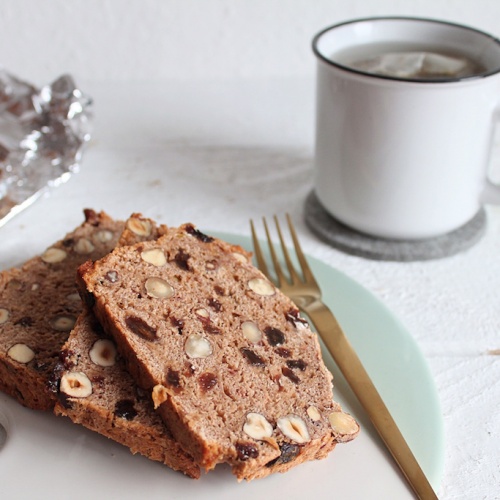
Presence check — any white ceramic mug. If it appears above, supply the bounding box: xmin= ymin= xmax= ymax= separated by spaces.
xmin=312 ymin=17 xmax=500 ymax=240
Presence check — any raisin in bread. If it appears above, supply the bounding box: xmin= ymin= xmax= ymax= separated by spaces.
xmin=53 ymin=214 xmax=199 ymax=477
xmin=78 ymin=223 xmax=359 ymax=480
xmin=0 ymin=210 xmax=124 ymax=410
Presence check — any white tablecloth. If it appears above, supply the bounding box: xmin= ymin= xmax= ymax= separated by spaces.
xmin=1 ymin=78 xmax=499 ymax=499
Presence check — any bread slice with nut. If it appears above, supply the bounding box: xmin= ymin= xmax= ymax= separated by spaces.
xmin=54 ymin=308 xmax=200 ymax=477
xmin=52 ymin=214 xmax=200 ymax=477
xmin=0 ymin=209 xmax=124 ymax=410
xmin=78 ymin=223 xmax=359 ymax=480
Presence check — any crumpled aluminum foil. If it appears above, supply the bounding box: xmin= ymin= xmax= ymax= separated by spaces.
xmin=0 ymin=69 xmax=92 ymax=227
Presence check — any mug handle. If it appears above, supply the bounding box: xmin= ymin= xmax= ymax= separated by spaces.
xmin=481 ymin=104 xmax=500 ymax=204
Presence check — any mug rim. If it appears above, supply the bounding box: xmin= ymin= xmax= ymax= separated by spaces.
xmin=312 ymin=16 xmax=500 ymax=84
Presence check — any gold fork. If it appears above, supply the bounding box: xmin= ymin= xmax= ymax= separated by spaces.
xmin=250 ymin=214 xmax=438 ymax=500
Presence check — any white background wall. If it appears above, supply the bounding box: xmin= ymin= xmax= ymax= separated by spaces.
xmin=1 ymin=0 xmax=500 ymax=85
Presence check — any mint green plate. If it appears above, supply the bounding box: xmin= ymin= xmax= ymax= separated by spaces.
xmin=0 ymin=232 xmax=444 ymax=499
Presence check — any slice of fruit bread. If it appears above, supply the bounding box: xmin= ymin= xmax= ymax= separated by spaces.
xmin=53 ymin=213 xmax=200 ymax=477
xmin=78 ymin=223 xmax=359 ymax=480
xmin=0 ymin=209 xmax=123 ymax=410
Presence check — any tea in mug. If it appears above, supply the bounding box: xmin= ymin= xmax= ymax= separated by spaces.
xmin=333 ymin=42 xmax=486 ymax=79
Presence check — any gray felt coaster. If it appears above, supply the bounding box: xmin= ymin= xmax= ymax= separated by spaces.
xmin=304 ymin=191 xmax=487 ymax=261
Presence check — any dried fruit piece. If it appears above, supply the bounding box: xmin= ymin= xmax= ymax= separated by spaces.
xmin=242 ymin=321 xmax=262 ymax=343
xmin=41 ymin=247 xmax=67 ymax=263
xmin=307 ymin=406 xmax=321 ymax=422
xmin=208 ymin=298 xmax=222 ymax=312
xmin=264 ymin=326 xmax=285 ymax=346
xmin=185 ymin=224 xmax=214 ymax=243
xmin=170 ymin=316 xmax=184 ymax=335
xmin=174 ymin=249 xmax=190 ymax=270
xmin=125 ymin=315 xmax=157 ymax=341
xmin=185 ymin=334 xmax=212 ymax=359
xmin=204 ymin=323 xmax=221 ymax=335
xmin=241 ymin=348 xmax=266 ymax=367
xmin=282 ymin=366 xmax=300 ymax=384
xmin=266 ymin=442 xmax=301 ymax=467
xmin=184 ymin=361 xmax=195 ymax=377
xmin=275 ymin=347 xmax=291 ymax=358
xmin=243 ymin=412 xmax=273 ymax=440
xmin=74 ymin=238 xmax=95 ymax=254
xmin=328 ymin=412 xmax=359 ymax=442
xmin=199 ymin=372 xmax=217 ymax=392
xmin=286 ymin=359 xmax=307 ymax=371
xmin=89 ymin=339 xmax=117 ymax=367
xmin=278 ymin=443 xmax=300 ymax=463
xmin=141 ymin=248 xmax=166 ymax=267
xmin=60 ymin=372 xmax=92 ymax=398
xmin=7 ymin=343 xmax=35 ymax=364
xmin=50 ymin=315 xmax=76 ymax=332
xmin=127 ymin=217 xmax=152 ymax=237
xmin=166 ymin=368 xmax=182 ymax=392
xmin=59 ymin=349 xmax=78 ymax=370
xmin=277 ymin=415 xmax=310 ymax=443
xmin=84 ymin=209 xmax=100 ymax=225
xmin=248 ymin=278 xmax=275 ymax=296
xmin=285 ymin=308 xmax=309 ymax=329
xmin=235 ymin=442 xmax=259 ymax=461
xmin=0 ymin=308 xmax=9 ymax=324
xmin=145 ymin=277 xmax=174 ymax=299
xmin=114 ymin=399 xmax=138 ymax=420
xmin=279 ymin=443 xmax=300 ymax=464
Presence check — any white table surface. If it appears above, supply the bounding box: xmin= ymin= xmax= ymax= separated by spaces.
xmin=1 ymin=78 xmax=499 ymax=499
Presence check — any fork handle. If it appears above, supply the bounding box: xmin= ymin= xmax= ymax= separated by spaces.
xmin=304 ymin=301 xmax=438 ymax=500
